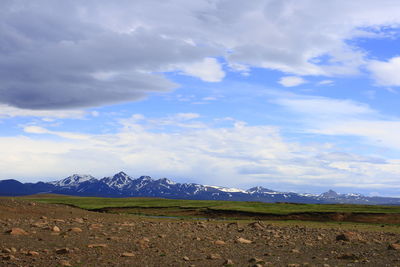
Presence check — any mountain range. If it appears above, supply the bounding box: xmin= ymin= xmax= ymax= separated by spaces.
xmin=1 ymin=171 xmax=399 ymax=205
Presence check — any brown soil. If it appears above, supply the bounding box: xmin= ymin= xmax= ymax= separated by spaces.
xmin=1 ymin=199 xmax=400 ymax=267
xmin=100 ymin=206 xmax=400 ymax=224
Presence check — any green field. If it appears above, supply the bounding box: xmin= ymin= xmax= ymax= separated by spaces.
xmin=24 ymin=194 xmax=400 ymax=215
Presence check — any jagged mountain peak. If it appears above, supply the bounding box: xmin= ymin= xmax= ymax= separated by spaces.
xmin=321 ymin=189 xmax=339 ymax=198
xmin=157 ymin=177 xmax=175 ymax=185
xmin=101 ymin=172 xmax=133 ymax=189
xmin=50 ymin=174 xmax=96 ymax=187
xmin=114 ymin=171 xmax=130 ymax=178
xmin=137 ymin=176 xmax=152 ymax=181
xmin=247 ymin=186 xmax=275 ymax=194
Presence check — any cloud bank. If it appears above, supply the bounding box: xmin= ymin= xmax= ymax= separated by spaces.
xmin=1 ymin=112 xmax=399 ymax=195
xmin=2 ymin=0 xmax=400 ymax=109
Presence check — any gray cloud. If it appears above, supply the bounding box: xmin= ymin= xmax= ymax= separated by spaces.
xmin=2 ymin=0 xmax=400 ymax=109
xmin=0 ymin=1 xmax=220 ymax=109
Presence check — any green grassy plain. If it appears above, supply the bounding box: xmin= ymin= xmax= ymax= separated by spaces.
xmin=25 ymin=194 xmax=400 ymax=215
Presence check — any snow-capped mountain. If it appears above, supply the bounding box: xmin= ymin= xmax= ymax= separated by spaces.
xmin=50 ymin=174 xmax=96 ymax=188
xmin=1 ymin=172 xmax=400 ymax=205
xmin=100 ymin=172 xmax=133 ymax=189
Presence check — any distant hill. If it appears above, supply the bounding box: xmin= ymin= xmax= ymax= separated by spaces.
xmin=1 ymin=171 xmax=400 ymax=205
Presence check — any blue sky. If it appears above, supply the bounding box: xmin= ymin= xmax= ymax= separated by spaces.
xmin=2 ymin=1 xmax=400 ymax=196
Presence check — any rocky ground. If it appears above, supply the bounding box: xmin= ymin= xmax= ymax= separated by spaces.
xmin=1 ymin=198 xmax=400 ymax=267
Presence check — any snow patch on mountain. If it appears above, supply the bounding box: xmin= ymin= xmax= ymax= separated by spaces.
xmin=50 ymin=174 xmax=96 ymax=188
xmin=207 ymin=185 xmax=247 ymax=193
xmin=101 ymin=171 xmax=133 ymax=189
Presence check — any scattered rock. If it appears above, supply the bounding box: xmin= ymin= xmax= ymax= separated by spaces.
xmin=73 ymin=218 xmax=84 ymax=223
xmin=291 ymin=249 xmax=300 ymax=253
xmin=388 ymin=243 xmax=400 ymax=250
xmin=207 ymin=253 xmax=222 ymax=259
xmin=183 ymin=256 xmax=190 ymax=261
xmin=248 ymin=221 xmax=265 ymax=230
xmin=121 ymin=252 xmax=135 ymax=257
xmin=89 ymin=223 xmax=103 ymax=229
xmin=31 ymin=222 xmax=48 ymax=228
xmin=6 ymin=228 xmax=28 ymax=235
xmin=87 ymin=244 xmax=107 ymax=248
xmin=224 ymin=259 xmax=234 ymax=265
xmin=27 ymin=251 xmax=39 ymax=256
xmin=55 ymin=248 xmax=70 ymax=254
xmin=52 ymin=226 xmax=61 ymax=232
xmin=236 ymin=237 xmax=252 ymax=244
xmin=336 ymin=232 xmax=362 ymax=242
xmin=249 ymin=257 xmax=265 ymax=264
xmin=2 ymin=255 xmax=17 ymax=260
xmin=59 ymin=260 xmax=72 ymax=266
xmin=137 ymin=237 xmax=150 ymax=249
xmin=2 ymin=248 xmax=12 ymax=253
xmin=214 ymin=240 xmax=226 ymax=245
xmin=69 ymin=227 xmax=82 ymax=233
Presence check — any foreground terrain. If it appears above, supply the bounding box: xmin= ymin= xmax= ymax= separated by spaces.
xmin=1 ymin=197 xmax=400 ymax=266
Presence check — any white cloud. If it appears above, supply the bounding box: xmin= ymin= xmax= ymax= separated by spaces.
xmin=368 ymin=56 xmax=400 ymax=86
xmin=179 ymin=58 xmax=225 ymax=82
xmin=0 ymin=105 xmax=87 ymax=119
xmin=278 ymin=76 xmax=307 ymax=87
xmin=274 ymin=96 xmax=374 ymax=118
xmin=317 ymin=80 xmax=334 ymax=86
xmin=274 ymin=94 xmax=400 ymax=150
xmin=1 ymin=113 xmax=400 ymax=194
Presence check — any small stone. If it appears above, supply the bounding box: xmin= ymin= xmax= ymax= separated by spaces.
xmin=2 ymin=255 xmax=16 ymax=260
xmin=69 ymin=227 xmax=82 ymax=233
xmin=291 ymin=249 xmax=300 ymax=253
xmin=336 ymin=232 xmax=362 ymax=242
xmin=87 ymin=244 xmax=107 ymax=248
xmin=137 ymin=237 xmax=150 ymax=249
xmin=249 ymin=257 xmax=265 ymax=264
xmin=27 ymin=251 xmax=39 ymax=256
xmin=248 ymin=221 xmax=265 ymax=230
xmin=73 ymin=218 xmax=84 ymax=223
xmin=287 ymin=264 xmax=301 ymax=267
xmin=388 ymin=243 xmax=400 ymax=250
xmin=6 ymin=228 xmax=28 ymax=235
xmin=236 ymin=237 xmax=252 ymax=244
xmin=52 ymin=226 xmax=61 ymax=232
xmin=121 ymin=252 xmax=135 ymax=257
xmin=10 ymin=247 xmax=17 ymax=253
xmin=2 ymin=248 xmax=12 ymax=253
xmin=214 ymin=240 xmax=226 ymax=245
xmin=183 ymin=256 xmax=190 ymax=261
xmin=40 ymin=216 xmax=48 ymax=220
xmin=89 ymin=223 xmax=103 ymax=229
xmin=55 ymin=248 xmax=70 ymax=254
xmin=59 ymin=260 xmax=72 ymax=266
xmin=207 ymin=253 xmax=222 ymax=259
xmin=224 ymin=259 xmax=234 ymax=265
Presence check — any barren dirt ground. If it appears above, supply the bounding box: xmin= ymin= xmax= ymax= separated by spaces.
xmin=1 ymin=198 xmax=400 ymax=267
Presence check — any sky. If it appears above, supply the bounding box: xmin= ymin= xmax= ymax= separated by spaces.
xmin=2 ymin=0 xmax=400 ymax=196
